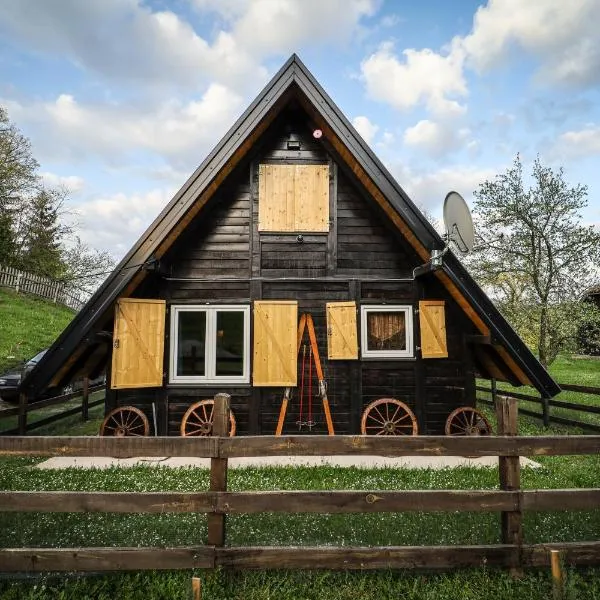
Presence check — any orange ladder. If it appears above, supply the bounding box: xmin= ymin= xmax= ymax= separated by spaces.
xmin=275 ymin=313 xmax=335 ymax=436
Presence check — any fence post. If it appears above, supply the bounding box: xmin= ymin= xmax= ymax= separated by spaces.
xmin=496 ymin=395 xmax=523 ymax=575
xmin=15 ymin=272 xmax=22 ymax=293
xmin=18 ymin=392 xmax=28 ymax=435
xmin=542 ymin=396 xmax=550 ymax=428
xmin=81 ymin=377 xmax=90 ymax=421
xmin=208 ymin=393 xmax=230 ymax=547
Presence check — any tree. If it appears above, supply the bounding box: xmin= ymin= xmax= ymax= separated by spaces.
xmin=61 ymin=236 xmax=115 ymax=296
xmin=0 ymin=106 xmax=39 ymax=264
xmin=468 ymin=155 xmax=600 ymax=367
xmin=19 ymin=187 xmax=71 ymax=278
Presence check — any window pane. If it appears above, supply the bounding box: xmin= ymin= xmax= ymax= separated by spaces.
xmin=215 ymin=311 xmax=245 ymax=376
xmin=367 ymin=311 xmax=406 ymax=351
xmin=177 ymin=311 xmax=206 ymax=376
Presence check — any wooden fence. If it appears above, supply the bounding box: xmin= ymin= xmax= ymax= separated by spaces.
xmin=0 ymin=265 xmax=88 ymax=311
xmin=0 ymin=393 xmax=599 ymax=574
xmin=477 ymin=382 xmax=600 ymax=432
xmin=0 ymin=380 xmax=104 ymax=435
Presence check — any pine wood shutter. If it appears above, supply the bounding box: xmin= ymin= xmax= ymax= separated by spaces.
xmin=419 ymin=300 xmax=448 ymax=359
xmin=253 ymin=300 xmax=298 ymax=386
xmin=326 ymin=301 xmax=358 ymax=360
xmin=258 ymin=164 xmax=329 ymax=232
xmin=111 ymin=298 xmax=166 ymax=389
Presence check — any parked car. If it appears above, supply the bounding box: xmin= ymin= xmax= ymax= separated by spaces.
xmin=0 ymin=348 xmax=105 ymax=404
xmin=0 ymin=349 xmax=48 ymax=403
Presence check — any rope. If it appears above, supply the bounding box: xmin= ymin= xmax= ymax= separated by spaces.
xmin=297 ymin=344 xmax=306 ymax=429
xmin=308 ymin=346 xmax=313 ymax=429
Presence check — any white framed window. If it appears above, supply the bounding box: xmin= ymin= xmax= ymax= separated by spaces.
xmin=170 ymin=305 xmax=250 ymax=384
xmin=360 ymin=305 xmax=414 ymax=359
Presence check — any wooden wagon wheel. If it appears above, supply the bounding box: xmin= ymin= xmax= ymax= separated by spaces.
xmin=180 ymin=399 xmax=237 ymax=437
xmin=445 ymin=407 xmax=493 ymax=436
xmin=360 ymin=398 xmax=418 ymax=435
xmin=100 ymin=406 xmax=150 ymax=437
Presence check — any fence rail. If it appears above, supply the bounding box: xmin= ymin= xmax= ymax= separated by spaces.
xmin=0 ymin=382 xmax=104 ymax=435
xmin=0 ymin=265 xmax=89 ymax=311
xmin=0 ymin=393 xmax=599 ymax=574
xmin=476 ymin=382 xmax=600 ymax=432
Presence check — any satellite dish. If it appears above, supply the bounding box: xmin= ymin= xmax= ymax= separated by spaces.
xmin=443 ymin=191 xmax=474 ymax=254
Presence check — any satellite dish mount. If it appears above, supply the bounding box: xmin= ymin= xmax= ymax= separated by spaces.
xmin=414 ymin=190 xmax=474 ymax=277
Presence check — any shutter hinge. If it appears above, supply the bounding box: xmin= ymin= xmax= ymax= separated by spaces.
xmin=113 ymin=339 xmax=120 ymax=349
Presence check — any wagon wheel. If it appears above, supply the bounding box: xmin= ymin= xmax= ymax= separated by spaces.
xmin=180 ymin=399 xmax=237 ymax=437
xmin=361 ymin=398 xmax=418 ymax=435
xmin=100 ymin=406 xmax=150 ymax=437
xmin=445 ymin=407 xmax=493 ymax=436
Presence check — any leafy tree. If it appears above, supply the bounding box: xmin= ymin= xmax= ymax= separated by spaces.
xmin=468 ymin=155 xmax=600 ymax=367
xmin=0 ymin=106 xmax=38 ymax=264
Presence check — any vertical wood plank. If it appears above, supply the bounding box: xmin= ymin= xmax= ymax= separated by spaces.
xmin=496 ymin=395 xmax=523 ymax=574
xmin=18 ymin=392 xmax=28 ymax=436
xmin=413 ymin=283 xmax=426 ymax=432
xmin=349 ymin=281 xmax=362 ymax=433
xmin=326 ymin=160 xmax=337 ymax=275
xmin=81 ymin=376 xmax=90 ymax=421
xmin=249 ymin=280 xmax=262 ymax=435
xmin=208 ymin=393 xmax=230 ymax=547
xmin=551 ymin=549 xmax=564 ymax=600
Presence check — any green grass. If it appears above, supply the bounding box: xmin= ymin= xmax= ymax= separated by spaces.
xmin=0 ymin=288 xmax=75 ymax=372
xmin=2 ymin=568 xmax=600 ymax=600
xmin=0 ymin=392 xmax=104 ymax=436
xmin=477 ymin=353 xmax=600 ymax=429
xmin=1 ymin=355 xmax=600 ymax=597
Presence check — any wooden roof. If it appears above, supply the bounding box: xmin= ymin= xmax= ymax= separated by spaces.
xmin=22 ymin=55 xmax=560 ymax=399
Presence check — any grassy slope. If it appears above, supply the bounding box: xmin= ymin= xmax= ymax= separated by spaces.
xmin=0 ymin=288 xmax=75 ymax=372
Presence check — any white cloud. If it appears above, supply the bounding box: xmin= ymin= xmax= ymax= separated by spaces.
xmin=403 ymin=120 xmax=472 ymax=158
xmin=360 ymin=0 xmax=600 ymax=121
xmin=391 ymin=163 xmax=496 ymax=214
xmin=3 ymin=84 xmax=244 ymax=168
xmin=73 ymin=188 xmax=175 ymax=258
xmin=462 ymin=0 xmax=600 ymax=86
xmin=231 ymin=0 xmax=377 ymax=56
xmin=360 ymin=41 xmax=467 ymax=117
xmin=0 ymin=0 xmax=265 ymax=91
xmin=352 ymin=115 xmax=379 ymax=146
xmin=557 ymin=125 xmax=600 ymax=158
xmin=40 ymin=172 xmax=85 ymax=194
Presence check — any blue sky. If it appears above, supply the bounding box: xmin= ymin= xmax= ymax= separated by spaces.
xmin=0 ymin=0 xmax=599 ymax=258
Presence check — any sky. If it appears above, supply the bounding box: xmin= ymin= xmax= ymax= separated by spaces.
xmin=0 ymin=0 xmax=599 ymax=259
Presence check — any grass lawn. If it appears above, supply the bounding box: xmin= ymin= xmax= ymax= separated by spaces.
xmin=0 ymin=288 xmax=75 ymax=373
xmin=0 ymin=410 xmax=599 ymax=597
xmin=1 ymin=355 xmax=600 ymax=598
xmin=477 ymin=353 xmax=600 ymax=429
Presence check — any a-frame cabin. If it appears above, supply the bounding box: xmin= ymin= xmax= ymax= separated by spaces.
xmin=22 ymin=55 xmax=560 ymax=437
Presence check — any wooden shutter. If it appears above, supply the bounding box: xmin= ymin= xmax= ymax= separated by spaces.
xmin=419 ymin=300 xmax=448 ymax=359
xmin=253 ymin=300 xmax=298 ymax=386
xmin=326 ymin=301 xmax=358 ymax=360
xmin=258 ymin=164 xmax=329 ymax=232
xmin=111 ymin=298 xmax=166 ymax=389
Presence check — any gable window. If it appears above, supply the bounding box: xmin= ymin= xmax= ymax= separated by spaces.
xmin=360 ymin=305 xmax=414 ymax=358
xmin=170 ymin=305 xmax=250 ymax=384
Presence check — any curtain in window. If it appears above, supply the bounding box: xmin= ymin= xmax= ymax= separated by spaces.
xmin=367 ymin=312 xmax=406 ymax=351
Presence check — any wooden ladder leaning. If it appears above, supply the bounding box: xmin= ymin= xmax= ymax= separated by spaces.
xmin=275 ymin=313 xmax=335 ymax=436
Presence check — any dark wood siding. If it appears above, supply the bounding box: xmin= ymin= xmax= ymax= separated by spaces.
xmin=336 ymin=172 xmax=417 ymax=278
xmin=106 ymin=104 xmax=480 ymax=436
